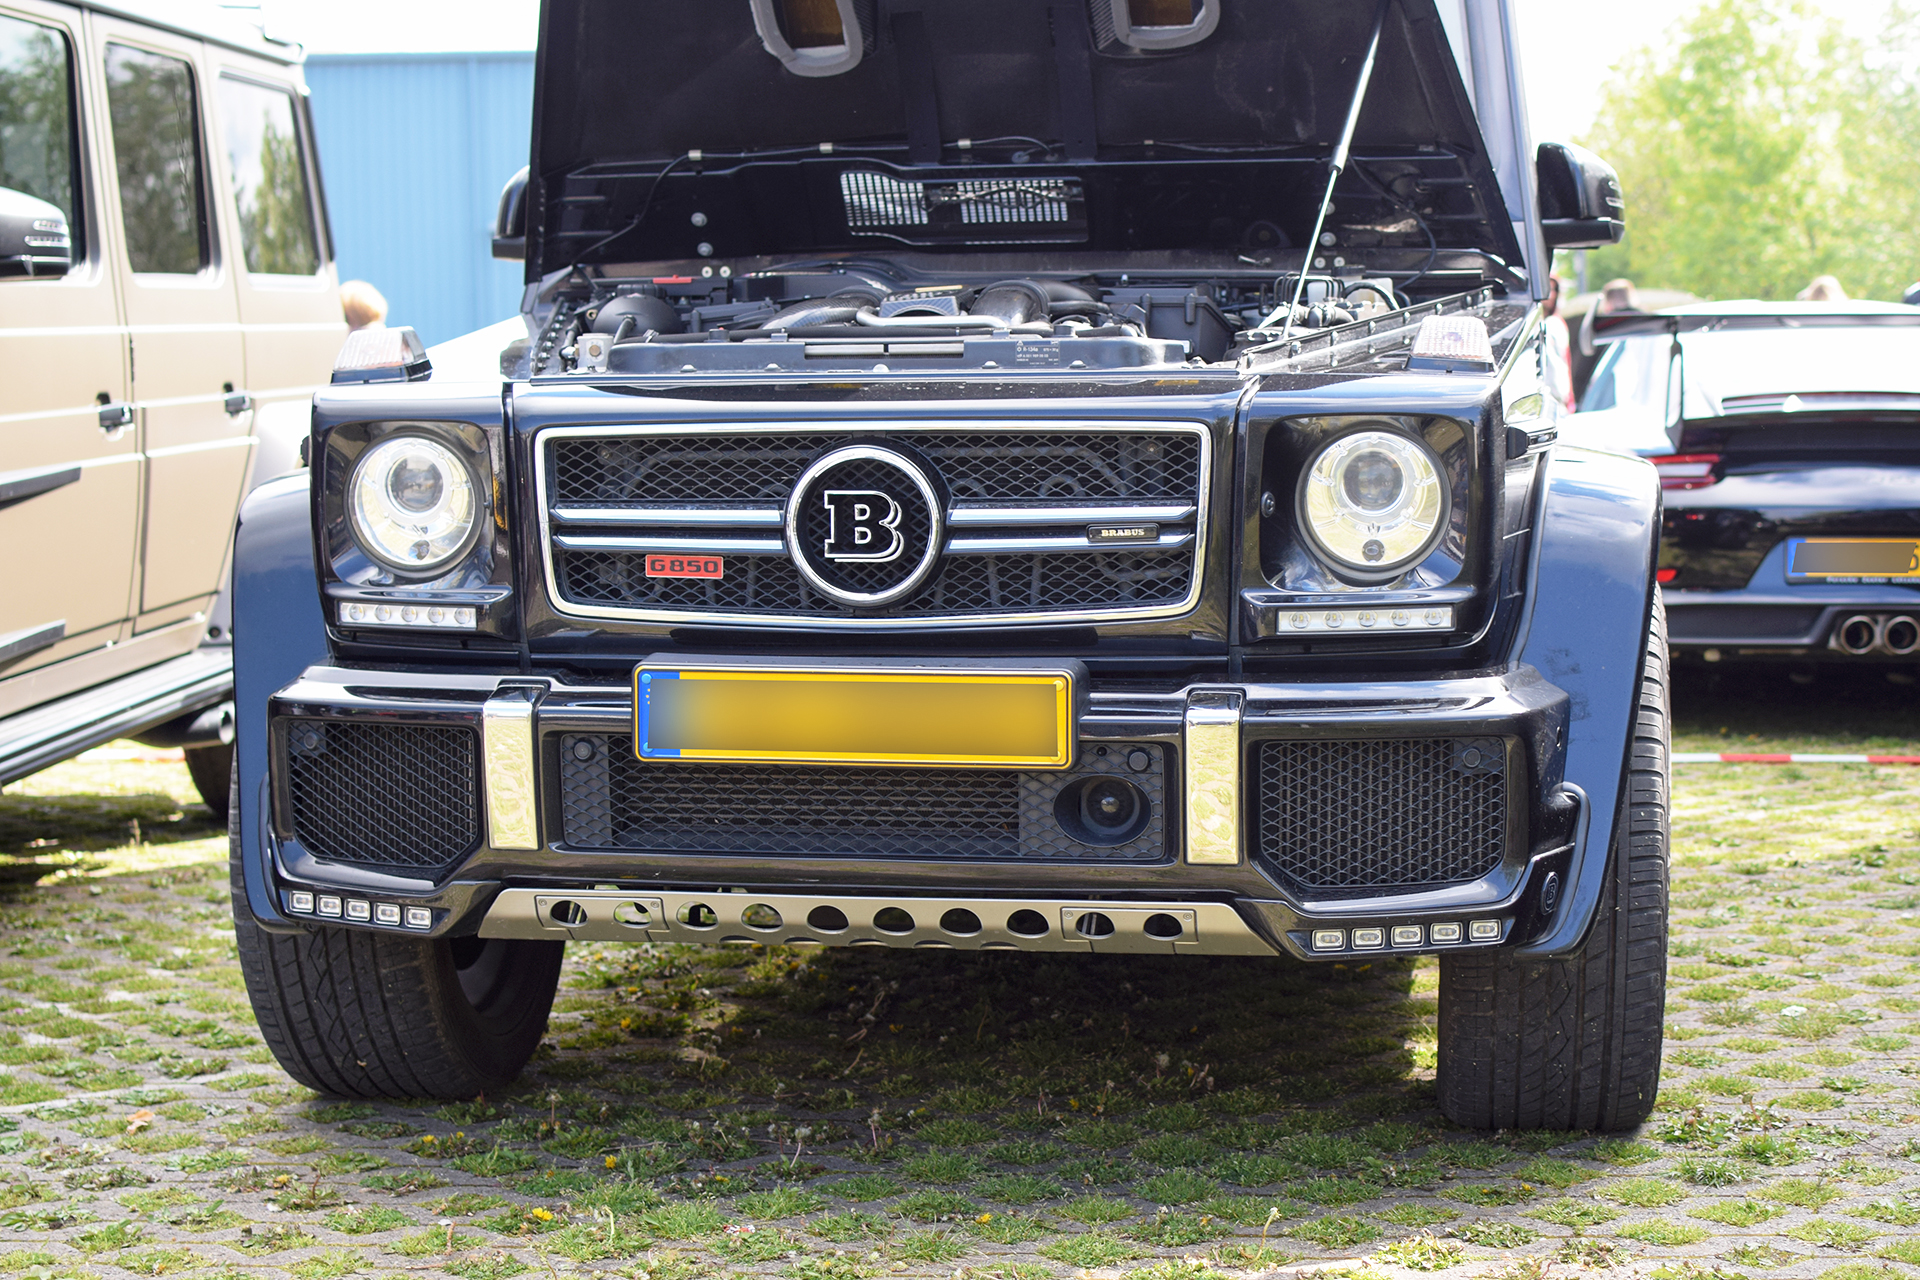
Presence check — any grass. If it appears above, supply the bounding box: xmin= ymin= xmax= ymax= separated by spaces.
xmin=0 ymin=687 xmax=1911 ymax=1270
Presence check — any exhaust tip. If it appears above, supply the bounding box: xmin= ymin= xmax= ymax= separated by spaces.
xmin=1837 ymin=614 xmax=1881 ymax=655
xmin=1886 ymin=616 xmax=1920 ymax=656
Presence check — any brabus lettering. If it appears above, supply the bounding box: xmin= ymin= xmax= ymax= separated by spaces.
xmin=822 ymin=489 xmax=904 ymax=562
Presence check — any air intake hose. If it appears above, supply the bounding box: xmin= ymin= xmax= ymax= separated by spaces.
xmin=969 ymin=279 xmax=1052 ymax=327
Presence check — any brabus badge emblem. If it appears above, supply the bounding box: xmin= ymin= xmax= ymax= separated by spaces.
xmin=822 ymin=490 xmax=904 ymax=562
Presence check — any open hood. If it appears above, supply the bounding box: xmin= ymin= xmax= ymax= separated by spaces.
xmin=526 ymin=0 xmax=1523 ymax=278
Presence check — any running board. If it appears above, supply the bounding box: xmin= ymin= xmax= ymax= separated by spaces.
xmin=478 ymin=888 xmax=1278 ymax=956
xmin=0 ymin=649 xmax=231 ymax=786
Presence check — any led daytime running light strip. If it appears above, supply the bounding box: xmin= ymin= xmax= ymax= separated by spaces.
xmin=1278 ymin=606 xmax=1452 ymax=633
xmin=286 ymin=890 xmax=432 ymax=930
xmin=339 ymin=602 xmax=477 ymax=629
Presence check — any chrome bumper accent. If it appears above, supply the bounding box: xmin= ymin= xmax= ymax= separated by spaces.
xmin=1182 ymin=688 xmax=1243 ymax=865
xmin=481 ymin=688 xmax=541 ymax=850
xmin=478 ymin=888 xmax=1276 ymax=955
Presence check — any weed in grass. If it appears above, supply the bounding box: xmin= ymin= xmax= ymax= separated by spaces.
xmin=827 ymin=1173 xmax=899 ymax=1202
xmin=1556 ymin=1237 xmax=1626 ymax=1268
xmin=1129 ymin=1260 xmax=1231 ymax=1280
xmin=1441 ymin=1183 xmax=1535 ymax=1207
xmin=1678 ymin=1157 xmax=1746 ymax=1186
xmin=1515 ymin=1157 xmax=1589 ymax=1188
xmin=1689 ymin=1199 xmax=1786 ymax=1227
xmin=234 ymin=1224 xmax=318 ymax=1255
xmin=809 ymin=1212 xmax=891 ymax=1243
xmin=1591 ymin=1139 xmax=1663 ymax=1165
xmin=1878 ymin=1239 xmax=1920 ymax=1264
xmin=895 ymin=1189 xmax=975 ymax=1222
xmin=1057 ymin=1195 xmax=1134 ymax=1226
xmin=786 ymin=1253 xmax=879 ymax=1280
xmin=1289 ymin=1214 xmax=1381 ymax=1248
xmin=323 ymin=1204 xmax=412 ymax=1234
xmin=115 ymin=1247 xmax=202 ymax=1275
xmin=360 ymin=1170 xmax=448 ymax=1195
xmin=1138 ymin=1169 xmax=1219 ymax=1204
xmin=1285 ymin=1176 xmax=1383 ymax=1207
xmin=1375 ymin=1233 xmax=1466 ymax=1270
xmin=1725 ymin=1244 xmax=1802 ymax=1267
xmin=736 ymin=1187 xmax=829 ymax=1219
xmin=1757 ymin=1178 xmax=1843 ymax=1208
xmin=1527 ymin=1199 xmax=1619 ymax=1228
xmin=1785 ymin=1219 xmax=1878 ymax=1251
xmin=1373 ymin=1203 xmax=1457 ymax=1228
xmin=1199 ymin=1195 xmax=1296 ymax=1226
xmin=71 ymin=1221 xmax=144 ymax=1252
xmin=1617 ymin=1220 xmax=1711 ymax=1246
xmin=901 ymin=1151 xmax=981 ymax=1183
xmin=990 ymin=1139 xmax=1062 ymax=1166
xmin=974 ymin=1174 xmax=1061 ymax=1204
xmin=1038 ymin=1233 xmax=1147 ymax=1267
xmin=1596 ymin=1177 xmax=1689 ymax=1208
xmin=285 ymin=1251 xmax=365 ymax=1279
xmin=1734 ymin=1132 xmax=1803 ymax=1165
xmin=1438 ymin=1142 xmax=1514 ymax=1171
xmin=887 ymin=1230 xmax=965 ymax=1263
xmin=969 ymin=1211 xmax=1049 ymax=1244
xmin=1850 ymin=1198 xmax=1920 ymax=1227
xmin=1450 ymin=1220 xmax=1540 ymax=1248
xmin=715 ymin=1224 xmax=798 ymax=1263
xmin=1126 ymin=1209 xmax=1229 ymax=1246
xmin=1215 ymin=1243 xmax=1299 ymax=1270
xmin=442 ymin=1254 xmax=533 ymax=1280
xmin=638 ymin=1201 xmax=725 ymax=1239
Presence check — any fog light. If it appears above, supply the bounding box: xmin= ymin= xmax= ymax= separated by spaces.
xmin=1351 ymin=927 xmax=1384 ymax=949
xmin=288 ymin=891 xmax=314 ymax=913
xmin=404 ymin=906 xmax=432 ymax=930
xmin=1390 ymin=925 xmax=1423 ymax=947
xmin=345 ymin=899 xmax=371 ymax=922
xmin=317 ymin=895 xmax=343 ymax=918
xmin=374 ymin=903 xmax=401 ymax=926
xmin=1469 ymin=919 xmax=1502 ymax=941
xmin=1311 ymin=929 xmax=1345 ymax=951
xmin=1429 ymin=922 xmax=1462 ymax=943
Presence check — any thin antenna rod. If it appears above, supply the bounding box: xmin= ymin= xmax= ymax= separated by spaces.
xmin=1279 ymin=0 xmax=1394 ymax=343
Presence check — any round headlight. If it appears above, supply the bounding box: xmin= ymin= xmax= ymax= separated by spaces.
xmin=347 ymin=436 xmax=479 ymax=573
xmin=1297 ymin=429 xmax=1448 ymax=575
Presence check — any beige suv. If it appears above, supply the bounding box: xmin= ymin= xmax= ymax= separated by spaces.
xmin=0 ymin=0 xmax=341 ymax=813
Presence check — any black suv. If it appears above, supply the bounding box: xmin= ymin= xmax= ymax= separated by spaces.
xmin=229 ymin=0 xmax=1665 ymax=1132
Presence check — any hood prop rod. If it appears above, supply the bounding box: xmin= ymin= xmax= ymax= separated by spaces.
xmin=1277 ymin=0 xmax=1393 ymax=344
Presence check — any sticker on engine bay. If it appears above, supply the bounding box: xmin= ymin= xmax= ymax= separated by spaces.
xmin=645 ymin=555 xmax=724 ymax=580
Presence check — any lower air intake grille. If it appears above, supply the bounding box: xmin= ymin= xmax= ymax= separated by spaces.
xmin=558 ymin=734 xmax=1166 ymax=861
xmin=1255 ymin=738 xmax=1509 ymax=894
xmin=282 ymin=719 xmax=481 ymax=877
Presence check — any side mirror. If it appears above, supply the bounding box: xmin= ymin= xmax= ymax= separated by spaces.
xmin=492 ymin=166 xmax=528 ymax=261
xmin=1536 ymin=142 xmax=1624 ymax=250
xmin=0 ymin=187 xmax=73 ymax=280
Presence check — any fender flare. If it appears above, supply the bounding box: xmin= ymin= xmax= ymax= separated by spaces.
xmin=1513 ymin=445 xmax=1661 ymax=957
xmin=231 ymin=471 xmax=330 ymax=932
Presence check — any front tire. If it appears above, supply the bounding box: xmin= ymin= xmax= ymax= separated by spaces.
xmin=1435 ymin=595 xmax=1669 ymax=1131
xmin=185 ymin=743 xmax=233 ymax=824
xmin=229 ymin=778 xmax=562 ymax=1098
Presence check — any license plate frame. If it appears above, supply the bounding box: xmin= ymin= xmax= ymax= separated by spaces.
xmin=1786 ymin=537 xmax=1920 ymax=582
xmin=632 ymin=660 xmax=1077 ymax=768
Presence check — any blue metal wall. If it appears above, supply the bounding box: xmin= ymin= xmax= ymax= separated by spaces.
xmin=304 ymin=52 xmax=534 ymax=347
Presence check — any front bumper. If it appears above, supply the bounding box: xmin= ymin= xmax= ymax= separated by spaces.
xmin=250 ymin=662 xmax=1584 ymax=961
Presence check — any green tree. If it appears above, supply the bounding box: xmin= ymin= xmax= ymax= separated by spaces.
xmin=1582 ymin=0 xmax=1920 ymax=301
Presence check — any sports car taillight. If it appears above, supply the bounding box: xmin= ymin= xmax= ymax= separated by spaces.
xmin=1648 ymin=453 xmax=1721 ymax=490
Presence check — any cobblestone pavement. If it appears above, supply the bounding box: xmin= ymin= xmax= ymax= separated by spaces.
xmin=0 ymin=671 xmax=1914 ymax=1280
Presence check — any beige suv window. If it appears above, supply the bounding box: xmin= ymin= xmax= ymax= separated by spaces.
xmin=217 ymin=77 xmax=319 ymax=277
xmin=103 ymin=42 xmax=207 ymax=275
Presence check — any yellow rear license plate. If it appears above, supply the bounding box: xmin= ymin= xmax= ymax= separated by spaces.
xmin=1787 ymin=537 xmax=1920 ymax=580
xmin=633 ymin=664 xmax=1074 ymax=767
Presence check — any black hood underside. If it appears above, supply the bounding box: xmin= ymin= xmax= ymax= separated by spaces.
xmin=527 ymin=0 xmax=1520 ymax=277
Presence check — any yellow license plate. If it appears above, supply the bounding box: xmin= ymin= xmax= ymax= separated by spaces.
xmin=633 ymin=664 xmax=1075 ymax=767
xmin=1788 ymin=538 xmax=1920 ymax=579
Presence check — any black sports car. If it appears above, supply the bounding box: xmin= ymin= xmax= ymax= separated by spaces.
xmin=1567 ymin=303 xmax=1920 ymax=667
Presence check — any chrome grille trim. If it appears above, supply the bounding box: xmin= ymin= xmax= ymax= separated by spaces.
xmin=534 ymin=421 xmax=1211 ymax=628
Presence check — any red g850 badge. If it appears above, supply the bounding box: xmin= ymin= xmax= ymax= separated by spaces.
xmin=645 ymin=555 xmax=724 ymax=579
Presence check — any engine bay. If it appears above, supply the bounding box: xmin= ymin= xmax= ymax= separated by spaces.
xmin=526 ymin=259 xmax=1451 ymax=377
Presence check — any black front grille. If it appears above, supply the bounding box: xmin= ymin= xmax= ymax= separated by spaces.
xmin=550 ymin=431 xmax=1201 ymax=506
xmin=1255 ymin=738 xmax=1509 ymax=894
xmin=282 ymin=719 xmax=481 ymax=877
xmin=558 ymin=734 xmax=1167 ymax=860
xmin=544 ymin=428 xmax=1203 ymax=621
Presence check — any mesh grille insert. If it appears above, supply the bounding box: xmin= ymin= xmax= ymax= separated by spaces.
xmin=558 ymin=735 xmax=1168 ymax=861
xmin=1255 ymin=738 xmax=1509 ymax=893
xmin=545 ymin=429 xmax=1203 ymax=620
xmin=283 ymin=719 xmax=480 ymax=877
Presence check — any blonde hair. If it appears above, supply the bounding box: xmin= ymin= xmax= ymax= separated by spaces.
xmin=340 ymin=279 xmax=389 ymax=331
xmin=1797 ymin=275 xmax=1848 ymax=302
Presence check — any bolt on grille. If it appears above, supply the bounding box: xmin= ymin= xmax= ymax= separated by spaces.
xmin=1255 ymin=738 xmax=1509 ymax=893
xmin=282 ymin=719 xmax=481 ymax=877
xmin=558 ymin=734 xmax=1166 ymax=860
xmin=544 ymin=428 xmax=1204 ymax=622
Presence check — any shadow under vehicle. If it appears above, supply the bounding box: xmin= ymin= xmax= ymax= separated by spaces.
xmin=1562 ymin=302 xmax=1920 ymax=671
xmin=228 ymin=0 xmax=1665 ymax=1132
xmin=0 ymin=0 xmax=344 ymax=814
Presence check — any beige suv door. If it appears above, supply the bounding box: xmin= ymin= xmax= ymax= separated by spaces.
xmin=0 ymin=2 xmax=141 ymax=713
xmin=211 ymin=67 xmax=341 ymax=489
xmin=92 ymin=17 xmax=249 ymax=634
